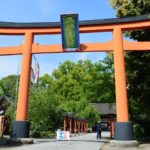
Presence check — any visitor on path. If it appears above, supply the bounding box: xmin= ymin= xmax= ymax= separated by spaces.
xmin=96 ymin=121 xmax=102 ymax=139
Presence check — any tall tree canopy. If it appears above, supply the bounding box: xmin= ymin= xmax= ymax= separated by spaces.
xmin=49 ymin=59 xmax=115 ymax=126
xmin=110 ymin=0 xmax=150 ymax=138
xmin=0 ymin=57 xmax=115 ymax=136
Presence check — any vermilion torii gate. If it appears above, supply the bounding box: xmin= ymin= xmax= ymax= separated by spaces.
xmin=0 ymin=15 xmax=150 ymax=140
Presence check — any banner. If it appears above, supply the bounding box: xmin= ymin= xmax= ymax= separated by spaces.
xmin=30 ymin=56 xmax=40 ymax=84
xmin=30 ymin=67 xmax=36 ymax=84
xmin=61 ymin=14 xmax=80 ymax=51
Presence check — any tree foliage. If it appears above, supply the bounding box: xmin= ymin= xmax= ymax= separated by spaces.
xmin=29 ymin=82 xmax=61 ymax=136
xmin=50 ymin=59 xmax=114 ymax=126
xmin=1 ymin=57 xmax=115 ymax=136
xmin=110 ymin=0 xmax=150 ymax=41
xmin=0 ymin=75 xmax=19 ymax=133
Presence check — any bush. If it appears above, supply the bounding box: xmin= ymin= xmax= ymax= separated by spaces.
xmin=133 ymin=124 xmax=144 ymax=140
xmin=30 ymin=130 xmax=56 ymax=138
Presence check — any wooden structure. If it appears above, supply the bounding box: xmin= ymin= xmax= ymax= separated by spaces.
xmin=91 ymin=103 xmax=116 ymax=124
xmin=0 ymin=115 xmax=5 ymax=137
xmin=63 ymin=114 xmax=88 ymax=136
xmin=91 ymin=103 xmax=116 ymax=138
xmin=0 ymin=15 xmax=150 ymax=140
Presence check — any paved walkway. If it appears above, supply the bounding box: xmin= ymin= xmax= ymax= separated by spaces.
xmin=0 ymin=132 xmax=110 ymax=150
xmin=1 ymin=132 xmax=150 ymax=150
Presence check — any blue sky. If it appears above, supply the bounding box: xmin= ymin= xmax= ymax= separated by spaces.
xmin=0 ymin=0 xmax=116 ymax=78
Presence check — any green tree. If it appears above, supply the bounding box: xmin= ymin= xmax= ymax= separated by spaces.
xmin=0 ymin=75 xmax=19 ymax=100
xmin=28 ymin=74 xmax=61 ymax=137
xmin=51 ymin=59 xmax=114 ymax=125
xmin=0 ymin=86 xmax=4 ymax=97
xmin=110 ymin=0 xmax=150 ymax=138
xmin=0 ymin=75 xmax=19 ymax=133
xmin=51 ymin=60 xmax=99 ymax=125
xmin=92 ymin=55 xmax=115 ymax=103
xmin=1 ymin=57 xmax=115 ymax=136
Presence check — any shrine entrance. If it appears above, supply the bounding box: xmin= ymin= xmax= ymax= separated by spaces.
xmin=0 ymin=15 xmax=150 ymax=140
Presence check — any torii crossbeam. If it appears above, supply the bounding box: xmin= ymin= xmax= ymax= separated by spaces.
xmin=0 ymin=15 xmax=150 ymax=140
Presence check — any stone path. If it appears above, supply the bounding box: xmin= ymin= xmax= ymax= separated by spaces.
xmin=0 ymin=132 xmax=110 ymax=150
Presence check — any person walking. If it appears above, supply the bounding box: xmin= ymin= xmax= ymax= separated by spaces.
xmin=96 ymin=121 xmax=102 ymax=139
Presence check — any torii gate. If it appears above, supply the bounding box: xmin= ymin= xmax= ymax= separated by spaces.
xmin=0 ymin=15 xmax=150 ymax=140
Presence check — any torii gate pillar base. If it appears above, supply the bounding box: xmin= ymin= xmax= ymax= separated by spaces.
xmin=114 ymin=122 xmax=133 ymax=141
xmin=12 ymin=121 xmax=30 ymax=138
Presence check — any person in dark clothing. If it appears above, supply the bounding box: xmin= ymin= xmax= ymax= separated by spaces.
xmin=96 ymin=121 xmax=102 ymax=139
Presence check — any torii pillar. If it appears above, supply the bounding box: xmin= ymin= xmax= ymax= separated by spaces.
xmin=63 ymin=114 xmax=67 ymax=131
xmin=69 ymin=115 xmax=73 ymax=135
xmin=74 ymin=118 xmax=77 ymax=136
xmin=83 ymin=120 xmax=85 ymax=133
xmin=77 ymin=119 xmax=81 ymax=135
xmin=12 ymin=32 xmax=33 ymax=138
xmin=81 ymin=120 xmax=84 ymax=134
xmin=113 ymin=28 xmax=133 ymax=140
